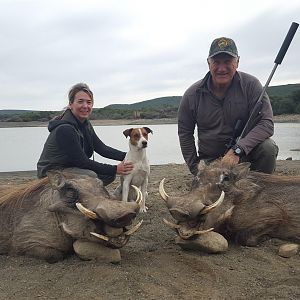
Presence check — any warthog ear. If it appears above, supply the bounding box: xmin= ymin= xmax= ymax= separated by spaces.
xmin=232 ymin=162 xmax=251 ymax=179
xmin=47 ymin=170 xmax=66 ymax=190
xmin=123 ymin=128 xmax=133 ymax=138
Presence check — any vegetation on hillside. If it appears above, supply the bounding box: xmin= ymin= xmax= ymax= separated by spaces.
xmin=0 ymin=85 xmax=299 ymax=122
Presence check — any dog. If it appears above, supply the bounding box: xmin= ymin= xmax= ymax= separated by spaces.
xmin=115 ymin=127 xmax=153 ymax=213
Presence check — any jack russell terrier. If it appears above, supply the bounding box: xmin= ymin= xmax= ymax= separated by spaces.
xmin=115 ymin=127 xmax=153 ymax=212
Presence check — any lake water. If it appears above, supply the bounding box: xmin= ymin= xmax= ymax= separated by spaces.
xmin=0 ymin=123 xmax=299 ymax=172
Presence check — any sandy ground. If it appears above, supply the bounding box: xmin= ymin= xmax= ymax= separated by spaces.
xmin=0 ymin=160 xmax=299 ymax=300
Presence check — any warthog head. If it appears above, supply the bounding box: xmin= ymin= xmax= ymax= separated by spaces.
xmin=158 ymin=161 xmax=228 ymax=239
xmin=47 ymin=168 xmax=143 ymax=248
xmin=159 ymin=160 xmax=254 ymax=239
xmin=160 ymin=160 xmax=300 ymax=248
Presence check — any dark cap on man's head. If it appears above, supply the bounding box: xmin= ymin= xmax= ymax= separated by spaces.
xmin=208 ymin=37 xmax=238 ymax=58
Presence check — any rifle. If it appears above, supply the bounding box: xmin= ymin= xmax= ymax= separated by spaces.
xmin=234 ymin=22 xmax=299 ymax=145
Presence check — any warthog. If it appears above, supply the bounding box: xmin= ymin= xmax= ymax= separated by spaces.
xmin=0 ymin=168 xmax=143 ymax=263
xmin=159 ymin=161 xmax=300 ymax=250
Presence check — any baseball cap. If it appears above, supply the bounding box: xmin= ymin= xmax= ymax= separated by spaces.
xmin=208 ymin=37 xmax=238 ymax=58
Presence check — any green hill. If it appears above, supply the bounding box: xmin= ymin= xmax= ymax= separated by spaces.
xmin=105 ymin=96 xmax=181 ymax=110
xmin=102 ymin=84 xmax=300 ymax=110
xmin=0 ymin=109 xmax=37 ymax=116
xmin=0 ymin=83 xmax=299 ymax=121
xmin=267 ymin=83 xmax=300 ymax=98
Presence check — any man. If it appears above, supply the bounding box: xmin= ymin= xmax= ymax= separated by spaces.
xmin=178 ymin=37 xmax=278 ymax=176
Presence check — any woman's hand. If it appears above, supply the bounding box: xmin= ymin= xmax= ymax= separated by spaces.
xmin=116 ymin=161 xmax=134 ymax=175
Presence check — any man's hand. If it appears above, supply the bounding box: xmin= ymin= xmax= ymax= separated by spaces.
xmin=221 ymin=149 xmax=239 ymax=167
xmin=117 ymin=161 xmax=134 ymax=175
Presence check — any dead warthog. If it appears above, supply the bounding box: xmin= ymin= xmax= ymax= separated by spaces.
xmin=159 ymin=161 xmax=300 ymax=251
xmin=0 ymin=168 xmax=143 ymax=263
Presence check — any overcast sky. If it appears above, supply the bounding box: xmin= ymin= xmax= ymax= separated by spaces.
xmin=0 ymin=0 xmax=299 ymax=111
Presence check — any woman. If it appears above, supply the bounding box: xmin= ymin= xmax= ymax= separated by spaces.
xmin=37 ymin=83 xmax=133 ymax=185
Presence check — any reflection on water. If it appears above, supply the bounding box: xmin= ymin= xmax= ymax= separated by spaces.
xmin=0 ymin=123 xmax=299 ymax=172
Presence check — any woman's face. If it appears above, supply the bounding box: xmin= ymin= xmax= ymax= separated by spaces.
xmin=69 ymin=91 xmax=94 ymax=122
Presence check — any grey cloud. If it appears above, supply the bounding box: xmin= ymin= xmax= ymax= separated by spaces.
xmin=0 ymin=1 xmax=299 ymax=110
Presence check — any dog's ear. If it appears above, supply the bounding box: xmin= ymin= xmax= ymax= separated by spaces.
xmin=123 ymin=128 xmax=133 ymax=138
xmin=143 ymin=127 xmax=153 ymax=134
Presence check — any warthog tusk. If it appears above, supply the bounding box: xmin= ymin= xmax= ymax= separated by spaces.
xmin=200 ymin=191 xmax=225 ymax=215
xmin=224 ymin=205 xmax=234 ymax=218
xmin=216 ymin=205 xmax=234 ymax=224
xmin=131 ymin=185 xmax=142 ymax=206
xmin=163 ymin=218 xmax=181 ymax=229
xmin=125 ymin=220 xmax=143 ymax=236
xmin=61 ymin=222 xmax=73 ymax=236
xmin=193 ymin=227 xmax=214 ymax=235
xmin=90 ymin=232 xmax=110 ymax=241
xmin=159 ymin=178 xmax=169 ymax=201
xmin=76 ymin=203 xmax=97 ymax=219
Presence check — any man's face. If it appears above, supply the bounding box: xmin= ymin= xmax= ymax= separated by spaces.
xmin=208 ymin=53 xmax=239 ymax=87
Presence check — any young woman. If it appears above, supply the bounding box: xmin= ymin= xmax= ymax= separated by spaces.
xmin=37 ymin=83 xmax=133 ymax=185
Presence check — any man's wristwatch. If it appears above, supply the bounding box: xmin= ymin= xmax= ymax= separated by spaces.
xmin=232 ymin=145 xmax=244 ymax=157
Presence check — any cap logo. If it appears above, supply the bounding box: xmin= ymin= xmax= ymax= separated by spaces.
xmin=218 ymin=38 xmax=231 ymax=49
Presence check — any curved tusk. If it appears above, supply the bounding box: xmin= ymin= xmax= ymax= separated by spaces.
xmin=200 ymin=191 xmax=225 ymax=215
xmin=139 ymin=189 xmax=143 ymax=204
xmin=216 ymin=205 xmax=234 ymax=224
xmin=76 ymin=202 xmax=97 ymax=219
xmin=131 ymin=185 xmax=142 ymax=206
xmin=159 ymin=178 xmax=169 ymax=201
xmin=90 ymin=232 xmax=110 ymax=241
xmin=223 ymin=205 xmax=234 ymax=219
xmin=125 ymin=220 xmax=143 ymax=236
xmin=163 ymin=218 xmax=181 ymax=229
xmin=61 ymin=222 xmax=73 ymax=236
xmin=193 ymin=227 xmax=214 ymax=235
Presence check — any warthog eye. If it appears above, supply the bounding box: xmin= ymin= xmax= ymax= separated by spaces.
xmin=219 ymin=172 xmax=230 ymax=183
xmin=61 ymin=183 xmax=79 ymax=207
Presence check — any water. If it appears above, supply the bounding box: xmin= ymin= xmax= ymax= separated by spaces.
xmin=0 ymin=123 xmax=299 ymax=172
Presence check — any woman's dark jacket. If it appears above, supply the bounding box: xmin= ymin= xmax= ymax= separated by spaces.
xmin=37 ymin=109 xmax=126 ymax=178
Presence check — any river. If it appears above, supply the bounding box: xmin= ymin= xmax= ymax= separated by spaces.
xmin=0 ymin=123 xmax=299 ymax=172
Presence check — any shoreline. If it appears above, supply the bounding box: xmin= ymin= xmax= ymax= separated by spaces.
xmin=0 ymin=160 xmax=299 ymax=179
xmin=0 ymin=114 xmax=300 ymax=128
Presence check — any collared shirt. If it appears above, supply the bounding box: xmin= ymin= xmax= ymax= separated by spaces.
xmin=178 ymin=71 xmax=274 ymax=175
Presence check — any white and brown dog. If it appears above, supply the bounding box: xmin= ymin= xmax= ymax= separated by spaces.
xmin=115 ymin=127 xmax=153 ymax=212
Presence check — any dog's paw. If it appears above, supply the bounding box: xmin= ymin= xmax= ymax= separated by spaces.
xmin=139 ymin=205 xmax=148 ymax=213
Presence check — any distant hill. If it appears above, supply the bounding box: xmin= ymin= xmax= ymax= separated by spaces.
xmin=105 ymin=96 xmax=181 ymax=110
xmin=103 ymin=83 xmax=300 ymax=110
xmin=0 ymin=83 xmax=299 ymax=121
xmin=267 ymin=83 xmax=300 ymax=98
xmin=0 ymin=109 xmax=38 ymax=116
